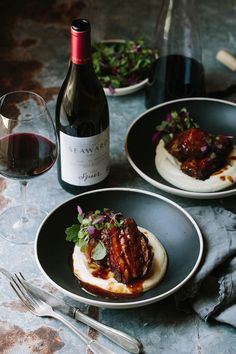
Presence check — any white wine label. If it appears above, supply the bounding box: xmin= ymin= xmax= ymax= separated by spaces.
xmin=60 ymin=128 xmax=109 ymax=186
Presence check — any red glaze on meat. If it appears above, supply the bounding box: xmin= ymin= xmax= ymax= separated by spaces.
xmin=167 ymin=128 xmax=211 ymax=161
xmin=181 ymin=155 xmax=225 ymax=180
xmin=166 ymin=128 xmax=233 ymax=180
xmin=100 ymin=218 xmax=153 ymax=284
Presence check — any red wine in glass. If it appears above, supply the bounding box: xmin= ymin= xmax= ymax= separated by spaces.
xmin=0 ymin=133 xmax=57 ymax=179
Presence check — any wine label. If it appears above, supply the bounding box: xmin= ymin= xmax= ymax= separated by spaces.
xmin=60 ymin=128 xmax=109 ymax=186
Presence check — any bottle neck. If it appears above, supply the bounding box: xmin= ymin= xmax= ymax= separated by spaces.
xmin=161 ymin=0 xmax=194 ymax=9
xmin=71 ymin=28 xmax=92 ymax=65
xmin=159 ymin=0 xmax=196 ymax=35
xmin=156 ymin=0 xmax=200 ymax=60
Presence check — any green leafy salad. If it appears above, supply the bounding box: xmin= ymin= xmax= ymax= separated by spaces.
xmin=152 ymin=107 xmax=199 ymax=145
xmin=65 ymin=206 xmax=124 ymax=261
xmin=92 ymin=39 xmax=155 ymax=92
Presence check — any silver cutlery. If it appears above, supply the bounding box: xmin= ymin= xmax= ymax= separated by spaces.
xmin=10 ymin=273 xmax=115 ymax=354
xmin=0 ymin=267 xmax=143 ymax=353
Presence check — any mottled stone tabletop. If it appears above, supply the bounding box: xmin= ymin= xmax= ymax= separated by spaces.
xmin=0 ymin=1 xmax=236 ymax=353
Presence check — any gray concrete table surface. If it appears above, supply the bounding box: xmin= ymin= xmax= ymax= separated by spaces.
xmin=0 ymin=0 xmax=236 ymax=353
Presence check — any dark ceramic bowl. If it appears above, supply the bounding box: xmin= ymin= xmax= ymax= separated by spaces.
xmin=125 ymin=98 xmax=236 ymax=199
xmin=35 ymin=188 xmax=203 ymax=309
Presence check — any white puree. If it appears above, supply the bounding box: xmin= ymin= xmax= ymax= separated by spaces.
xmin=73 ymin=227 xmax=168 ymax=295
xmin=155 ymin=139 xmax=236 ymax=192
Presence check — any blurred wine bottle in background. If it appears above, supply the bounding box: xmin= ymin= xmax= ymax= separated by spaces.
xmin=145 ymin=0 xmax=206 ymax=108
xmin=56 ymin=19 xmax=110 ymax=194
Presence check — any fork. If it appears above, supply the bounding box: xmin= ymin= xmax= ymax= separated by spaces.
xmin=10 ymin=274 xmax=115 ymax=354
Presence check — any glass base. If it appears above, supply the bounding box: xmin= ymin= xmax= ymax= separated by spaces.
xmin=0 ymin=205 xmax=48 ymax=245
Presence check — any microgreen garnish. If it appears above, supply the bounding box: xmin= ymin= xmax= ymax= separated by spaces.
xmin=152 ymin=107 xmax=199 ymax=145
xmin=65 ymin=206 xmax=125 ymax=261
xmin=92 ymin=40 xmax=155 ymax=92
xmin=92 ymin=241 xmax=107 ymax=261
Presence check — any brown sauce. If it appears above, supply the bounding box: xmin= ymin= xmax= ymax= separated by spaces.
xmin=91 ymin=267 xmax=110 ymax=280
xmin=227 ymin=176 xmax=234 ymax=183
xmin=70 ymin=251 xmax=146 ymax=299
xmin=126 ymin=279 xmax=144 ymax=295
xmin=79 ymin=279 xmax=144 ymax=299
xmin=219 ymin=175 xmax=234 ymax=183
xmin=89 ymin=262 xmax=145 ymax=298
xmin=212 ymin=166 xmax=228 ymax=176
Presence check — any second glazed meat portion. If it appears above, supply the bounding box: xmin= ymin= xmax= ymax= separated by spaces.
xmin=101 ymin=218 xmax=153 ymax=284
xmin=166 ymin=128 xmax=233 ymax=180
xmin=181 ymin=156 xmax=225 ymax=180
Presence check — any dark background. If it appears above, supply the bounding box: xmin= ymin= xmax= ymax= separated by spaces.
xmin=1 ymin=0 xmax=235 ymax=101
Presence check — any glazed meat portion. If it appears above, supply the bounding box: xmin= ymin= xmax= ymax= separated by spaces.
xmin=101 ymin=218 xmax=153 ymax=283
xmin=212 ymin=135 xmax=233 ymax=158
xmin=181 ymin=155 xmax=225 ymax=180
xmin=167 ymin=128 xmax=210 ymax=161
xmin=166 ymin=127 xmax=233 ymax=180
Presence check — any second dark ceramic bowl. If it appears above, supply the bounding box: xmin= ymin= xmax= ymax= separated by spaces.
xmin=125 ymin=98 xmax=236 ymax=199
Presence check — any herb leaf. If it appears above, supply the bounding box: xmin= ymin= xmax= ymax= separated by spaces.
xmin=92 ymin=241 xmax=107 ymax=261
xmin=65 ymin=207 xmax=125 ymax=261
xmin=65 ymin=224 xmax=80 ymax=242
xmin=77 ymin=236 xmax=89 ymax=252
xmin=153 ymin=107 xmax=199 ymax=145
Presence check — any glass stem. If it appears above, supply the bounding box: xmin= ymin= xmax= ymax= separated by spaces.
xmin=20 ymin=180 xmax=28 ymax=223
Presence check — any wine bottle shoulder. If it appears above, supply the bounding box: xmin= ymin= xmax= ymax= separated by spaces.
xmin=57 ymin=63 xmax=107 ymax=104
xmin=55 ymin=62 xmax=109 ymax=137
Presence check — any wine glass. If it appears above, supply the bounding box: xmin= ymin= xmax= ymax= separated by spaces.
xmin=0 ymin=91 xmax=58 ymax=244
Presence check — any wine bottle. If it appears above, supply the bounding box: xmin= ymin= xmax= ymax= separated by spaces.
xmin=145 ymin=0 xmax=206 ymax=108
xmin=56 ymin=19 xmax=110 ymax=194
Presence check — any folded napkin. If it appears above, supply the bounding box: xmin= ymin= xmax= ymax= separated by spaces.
xmin=175 ymin=206 xmax=236 ymax=327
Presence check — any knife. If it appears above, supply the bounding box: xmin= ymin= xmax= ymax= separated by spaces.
xmin=0 ymin=267 xmax=142 ymax=354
